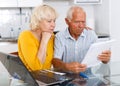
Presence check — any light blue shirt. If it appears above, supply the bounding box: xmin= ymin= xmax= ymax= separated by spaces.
xmin=54 ymin=28 xmax=98 ymax=63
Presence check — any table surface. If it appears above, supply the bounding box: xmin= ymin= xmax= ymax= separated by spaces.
xmin=0 ymin=42 xmax=17 ymax=53
xmin=32 ymin=61 xmax=120 ymax=86
xmin=0 ymin=52 xmax=120 ymax=86
xmin=68 ymin=61 xmax=120 ymax=86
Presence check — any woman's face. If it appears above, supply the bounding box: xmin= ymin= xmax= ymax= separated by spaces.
xmin=39 ymin=19 xmax=56 ymax=33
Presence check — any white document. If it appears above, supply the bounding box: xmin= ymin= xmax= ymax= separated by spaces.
xmin=81 ymin=39 xmax=115 ymax=68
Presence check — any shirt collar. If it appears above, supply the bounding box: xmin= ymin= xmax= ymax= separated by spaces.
xmin=65 ymin=28 xmax=86 ymax=39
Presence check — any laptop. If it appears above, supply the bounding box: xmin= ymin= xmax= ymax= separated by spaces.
xmin=0 ymin=52 xmax=72 ymax=86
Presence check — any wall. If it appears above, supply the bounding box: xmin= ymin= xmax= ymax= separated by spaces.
xmin=0 ymin=1 xmax=101 ymax=37
xmin=44 ymin=0 xmax=95 ymax=31
xmin=94 ymin=0 xmax=110 ymax=36
xmin=0 ymin=8 xmax=32 ymax=38
xmin=110 ymin=0 xmax=120 ymax=61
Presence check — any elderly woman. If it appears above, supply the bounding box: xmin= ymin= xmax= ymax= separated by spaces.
xmin=18 ymin=4 xmax=58 ymax=71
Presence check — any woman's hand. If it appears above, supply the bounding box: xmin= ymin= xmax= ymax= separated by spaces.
xmin=42 ymin=32 xmax=52 ymax=43
xmin=85 ymin=26 xmax=92 ymax=30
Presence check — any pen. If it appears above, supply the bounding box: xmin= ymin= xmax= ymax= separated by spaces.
xmin=79 ymin=72 xmax=88 ymax=79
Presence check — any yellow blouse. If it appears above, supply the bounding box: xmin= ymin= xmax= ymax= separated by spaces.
xmin=18 ymin=30 xmax=54 ymax=71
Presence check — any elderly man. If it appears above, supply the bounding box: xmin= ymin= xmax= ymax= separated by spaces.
xmin=52 ymin=6 xmax=111 ymax=73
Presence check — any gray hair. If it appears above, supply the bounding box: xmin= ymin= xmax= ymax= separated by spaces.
xmin=66 ymin=6 xmax=85 ymax=21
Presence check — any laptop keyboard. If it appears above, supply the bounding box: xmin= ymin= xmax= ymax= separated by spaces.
xmin=32 ymin=70 xmax=71 ymax=85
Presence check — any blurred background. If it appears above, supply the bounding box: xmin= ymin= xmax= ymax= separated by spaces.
xmin=0 ymin=0 xmax=119 ymax=62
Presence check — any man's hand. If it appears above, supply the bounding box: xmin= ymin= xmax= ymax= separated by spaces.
xmin=65 ymin=62 xmax=87 ymax=73
xmin=98 ymin=50 xmax=111 ymax=63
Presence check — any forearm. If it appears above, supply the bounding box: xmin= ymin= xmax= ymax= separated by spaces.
xmin=52 ymin=58 xmax=68 ymax=72
xmin=37 ymin=39 xmax=48 ymax=64
xmin=52 ymin=58 xmax=87 ymax=73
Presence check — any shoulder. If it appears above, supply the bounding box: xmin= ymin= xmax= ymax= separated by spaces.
xmin=18 ymin=30 xmax=33 ymax=41
xmin=83 ymin=29 xmax=98 ymax=41
xmin=19 ymin=30 xmax=33 ymax=39
xmin=55 ymin=30 xmax=66 ymax=38
xmin=84 ymin=29 xmax=97 ymax=36
xmin=20 ymin=30 xmax=31 ymax=36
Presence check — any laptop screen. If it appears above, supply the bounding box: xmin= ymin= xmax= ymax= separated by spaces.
xmin=0 ymin=52 xmax=38 ymax=86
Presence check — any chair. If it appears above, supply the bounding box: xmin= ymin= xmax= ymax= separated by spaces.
xmin=9 ymin=51 xmax=18 ymax=56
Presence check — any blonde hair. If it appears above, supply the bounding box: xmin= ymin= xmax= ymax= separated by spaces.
xmin=30 ymin=4 xmax=58 ymax=30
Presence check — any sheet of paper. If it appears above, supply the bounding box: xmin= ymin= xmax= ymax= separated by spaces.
xmin=81 ymin=39 xmax=115 ymax=68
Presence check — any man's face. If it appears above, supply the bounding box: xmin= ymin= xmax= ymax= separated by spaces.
xmin=66 ymin=11 xmax=86 ymax=37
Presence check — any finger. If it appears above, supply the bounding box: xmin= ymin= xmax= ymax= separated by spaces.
xmin=102 ymin=50 xmax=111 ymax=54
xmin=98 ymin=54 xmax=110 ymax=58
xmin=98 ymin=55 xmax=110 ymax=62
